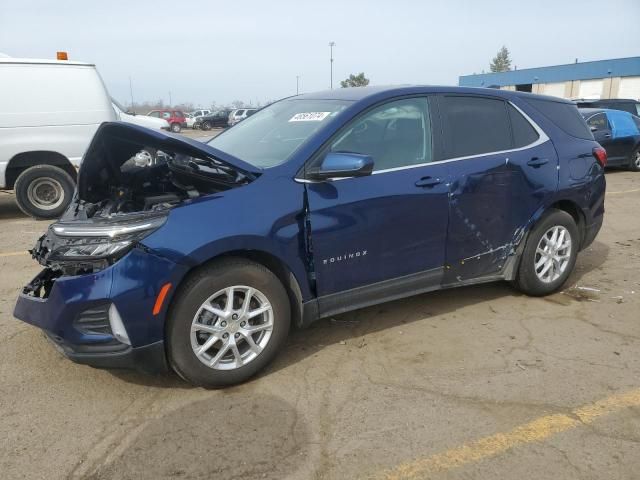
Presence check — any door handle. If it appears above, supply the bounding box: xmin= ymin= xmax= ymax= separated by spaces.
xmin=415 ymin=176 xmax=441 ymax=188
xmin=526 ymin=157 xmax=549 ymax=168
xmin=603 ymin=133 xmax=612 ymax=138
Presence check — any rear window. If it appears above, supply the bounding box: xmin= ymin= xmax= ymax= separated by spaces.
xmin=526 ymin=98 xmax=592 ymax=140
xmin=440 ymin=96 xmax=512 ymax=158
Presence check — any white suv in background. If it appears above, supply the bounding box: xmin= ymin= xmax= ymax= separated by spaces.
xmin=191 ymin=109 xmax=212 ymax=118
xmin=112 ymin=98 xmax=169 ymax=131
xmin=228 ymin=108 xmax=258 ymax=126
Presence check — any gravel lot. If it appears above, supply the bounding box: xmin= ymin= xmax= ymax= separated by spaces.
xmin=1 ymin=170 xmax=639 ymax=480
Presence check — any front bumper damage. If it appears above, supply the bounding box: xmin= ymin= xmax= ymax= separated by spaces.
xmin=13 ymin=245 xmax=189 ymax=374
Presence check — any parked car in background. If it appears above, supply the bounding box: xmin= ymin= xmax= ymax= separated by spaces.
xmin=195 ymin=110 xmax=231 ymax=130
xmin=147 ymin=110 xmax=186 ymax=133
xmin=580 ymin=108 xmax=640 ymax=171
xmin=14 ymin=86 xmax=605 ymax=387
xmin=0 ymin=55 xmax=116 ymax=219
xmin=112 ymin=99 xmax=169 ymax=131
xmin=575 ymin=98 xmax=640 ymax=116
xmin=184 ymin=113 xmax=196 ymax=129
xmin=228 ymin=108 xmax=258 ymax=126
xmin=191 ymin=109 xmax=212 ymax=118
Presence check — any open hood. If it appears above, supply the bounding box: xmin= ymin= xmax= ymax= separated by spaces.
xmin=78 ymin=122 xmax=261 ymax=201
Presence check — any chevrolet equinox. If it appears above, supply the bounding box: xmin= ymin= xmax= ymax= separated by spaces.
xmin=14 ymin=86 xmax=606 ymax=387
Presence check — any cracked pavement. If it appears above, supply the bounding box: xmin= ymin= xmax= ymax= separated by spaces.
xmin=1 ymin=170 xmax=639 ymax=479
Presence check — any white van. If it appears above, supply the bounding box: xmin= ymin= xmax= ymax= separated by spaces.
xmin=0 ymin=57 xmax=115 ymax=219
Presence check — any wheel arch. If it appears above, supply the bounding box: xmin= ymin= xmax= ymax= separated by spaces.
xmin=508 ymin=198 xmax=588 ymax=282
xmin=6 ymin=151 xmax=77 ymax=189
xmin=546 ymin=199 xmax=587 ymax=248
xmin=169 ymin=249 xmax=307 ymax=329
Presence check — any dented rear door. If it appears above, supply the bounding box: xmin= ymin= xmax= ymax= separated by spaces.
xmin=436 ymin=94 xmax=558 ymax=283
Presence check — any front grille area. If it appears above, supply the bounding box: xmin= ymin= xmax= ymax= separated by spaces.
xmin=73 ymin=304 xmax=113 ymax=336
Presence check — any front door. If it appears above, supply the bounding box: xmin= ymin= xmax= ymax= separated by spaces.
xmin=304 ymin=97 xmax=450 ymax=310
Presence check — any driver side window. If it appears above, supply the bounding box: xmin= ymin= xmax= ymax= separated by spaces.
xmin=330 ymin=98 xmax=431 ymax=171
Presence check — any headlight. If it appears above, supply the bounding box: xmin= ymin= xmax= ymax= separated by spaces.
xmin=47 ymin=214 xmax=167 ymax=261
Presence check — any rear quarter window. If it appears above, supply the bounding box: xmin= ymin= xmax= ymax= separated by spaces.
xmin=526 ymin=98 xmax=593 ymax=140
xmin=508 ymin=104 xmax=539 ymax=147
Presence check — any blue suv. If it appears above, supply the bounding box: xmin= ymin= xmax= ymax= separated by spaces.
xmin=14 ymin=86 xmax=606 ymax=387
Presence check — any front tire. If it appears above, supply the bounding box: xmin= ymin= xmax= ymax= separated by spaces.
xmin=14 ymin=165 xmax=75 ymax=219
xmin=170 ymin=123 xmax=181 ymax=133
xmin=201 ymin=121 xmax=212 ymax=131
xmin=167 ymin=258 xmax=291 ymax=387
xmin=515 ymin=209 xmax=579 ymax=296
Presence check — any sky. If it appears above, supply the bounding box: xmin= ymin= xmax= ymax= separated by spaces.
xmin=1 ymin=0 xmax=639 ymax=108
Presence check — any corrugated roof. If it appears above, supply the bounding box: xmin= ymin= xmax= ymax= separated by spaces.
xmin=459 ymin=57 xmax=640 ymax=87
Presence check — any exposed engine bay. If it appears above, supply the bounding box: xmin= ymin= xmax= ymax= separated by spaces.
xmin=70 ymin=123 xmax=255 ymax=220
xmin=27 ymin=122 xmax=258 ymax=284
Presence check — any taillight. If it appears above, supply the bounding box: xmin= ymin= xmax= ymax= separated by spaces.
xmin=593 ymin=146 xmax=607 ymax=167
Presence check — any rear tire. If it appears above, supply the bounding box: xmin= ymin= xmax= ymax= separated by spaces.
xmin=201 ymin=121 xmax=211 ymax=131
xmin=170 ymin=123 xmax=181 ymax=133
xmin=515 ymin=209 xmax=579 ymax=296
xmin=14 ymin=165 xmax=75 ymax=219
xmin=629 ymin=148 xmax=640 ymax=172
xmin=167 ymin=258 xmax=291 ymax=387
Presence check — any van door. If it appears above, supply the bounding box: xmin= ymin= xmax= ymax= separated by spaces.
xmin=435 ymin=95 xmax=557 ymax=283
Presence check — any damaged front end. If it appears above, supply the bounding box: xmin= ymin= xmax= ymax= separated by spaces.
xmin=26 ymin=122 xmax=260 ymax=292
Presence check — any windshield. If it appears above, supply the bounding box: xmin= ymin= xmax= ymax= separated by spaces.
xmin=208 ymin=99 xmax=351 ymax=167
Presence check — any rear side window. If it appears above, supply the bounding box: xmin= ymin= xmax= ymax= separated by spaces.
xmin=586 ymin=113 xmax=609 ymax=131
xmin=440 ymin=96 xmax=511 ymax=158
xmin=526 ymin=98 xmax=592 ymax=140
xmin=508 ymin=105 xmax=539 ymax=147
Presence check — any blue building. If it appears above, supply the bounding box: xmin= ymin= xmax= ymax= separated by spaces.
xmin=459 ymin=57 xmax=640 ymax=100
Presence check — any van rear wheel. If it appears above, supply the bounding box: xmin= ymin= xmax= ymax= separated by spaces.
xmin=14 ymin=165 xmax=75 ymax=219
xmin=167 ymin=258 xmax=291 ymax=387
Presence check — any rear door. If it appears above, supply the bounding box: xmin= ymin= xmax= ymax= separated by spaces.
xmin=305 ymin=97 xmax=450 ymax=308
xmin=585 ymin=112 xmax=620 ymax=160
xmin=435 ymin=94 xmax=558 ymax=283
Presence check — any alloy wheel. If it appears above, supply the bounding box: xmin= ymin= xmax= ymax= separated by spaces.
xmin=534 ymin=225 xmax=572 ymax=283
xmin=190 ymin=286 xmax=274 ymax=370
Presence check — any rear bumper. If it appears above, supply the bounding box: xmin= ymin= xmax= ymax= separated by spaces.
xmin=582 ymin=216 xmax=603 ymax=250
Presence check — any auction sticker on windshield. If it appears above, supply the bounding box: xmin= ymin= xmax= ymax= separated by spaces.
xmin=289 ymin=112 xmax=331 ymax=122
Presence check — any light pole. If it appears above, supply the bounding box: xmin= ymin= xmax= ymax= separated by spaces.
xmin=168 ymin=91 xmax=172 ymax=106
xmin=329 ymin=41 xmax=335 ymax=89
xmin=296 ymin=75 xmax=300 ymax=95
xmin=128 ymin=76 xmax=135 ymax=111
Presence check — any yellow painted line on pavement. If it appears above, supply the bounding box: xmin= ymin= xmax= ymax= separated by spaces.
xmin=0 ymin=251 xmax=27 ymax=258
xmin=608 ymin=188 xmax=640 ymax=195
xmin=383 ymin=388 xmax=640 ymax=480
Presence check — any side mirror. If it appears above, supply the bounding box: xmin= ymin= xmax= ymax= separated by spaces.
xmin=126 ymin=110 xmax=136 ymax=116
xmin=308 ymin=152 xmax=374 ymax=180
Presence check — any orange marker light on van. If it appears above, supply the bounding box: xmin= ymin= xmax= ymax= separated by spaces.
xmin=56 ymin=51 xmax=68 ymax=60
xmin=153 ymin=283 xmax=172 ymax=316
